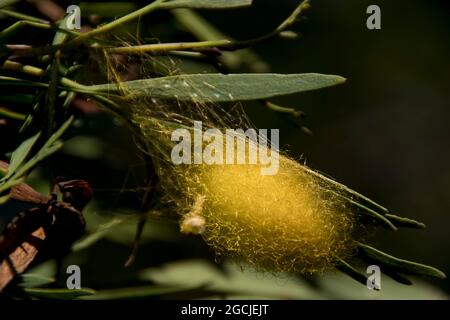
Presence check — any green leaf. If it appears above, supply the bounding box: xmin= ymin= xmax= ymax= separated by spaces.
xmin=52 ymin=13 xmax=73 ymax=46
xmin=263 ymin=101 xmax=301 ymax=116
xmin=385 ymin=213 xmax=426 ymax=229
xmin=72 ymin=217 xmax=124 ymax=252
xmin=335 ymin=259 xmax=369 ymax=288
xmin=0 ymin=117 xmax=73 ymax=194
xmin=24 ymin=287 xmax=96 ymax=299
xmin=80 ymin=285 xmax=199 ymax=300
xmin=0 ymin=193 xmax=9 ymax=204
xmin=320 ymin=271 xmax=447 ymax=299
xmin=0 ymin=8 xmax=47 ymax=23
xmin=357 ymin=243 xmax=447 ymax=279
xmin=0 ymin=76 xmax=48 ymax=88
xmin=43 ymin=49 xmax=60 ymax=138
xmin=337 ymin=258 xmax=413 ymax=287
xmin=17 ymin=274 xmax=56 ymax=288
xmin=347 ymin=196 xmax=397 ymax=230
xmin=161 ymin=0 xmax=252 ymax=10
xmin=0 ymin=106 xmax=26 ymax=120
xmin=42 ymin=116 xmax=74 ymax=150
xmin=381 ymin=269 xmax=413 ymax=286
xmin=1 ymin=132 xmax=40 ymax=181
xmin=302 ymin=165 xmax=389 ymax=214
xmin=27 ymin=260 xmax=57 ymax=279
xmin=140 ymin=260 xmax=322 ymax=299
xmin=90 ymin=73 xmax=346 ymax=102
xmin=0 ymin=0 xmax=19 ymax=10
xmin=19 ymin=98 xmax=41 ymax=133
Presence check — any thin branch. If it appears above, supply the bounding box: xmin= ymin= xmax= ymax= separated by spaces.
xmin=107 ymin=39 xmax=232 ymax=54
xmin=106 ymin=0 xmax=310 ymax=55
xmin=71 ymin=0 xmax=167 ymax=43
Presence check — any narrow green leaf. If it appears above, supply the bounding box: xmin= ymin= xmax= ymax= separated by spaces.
xmin=52 ymin=14 xmax=72 ymax=46
xmin=72 ymin=218 xmax=124 ymax=252
xmin=0 ymin=117 xmax=73 ymax=194
xmin=1 ymin=132 xmax=40 ymax=181
xmin=0 ymin=0 xmax=19 ymax=10
xmin=263 ymin=101 xmax=301 ymax=116
xmin=0 ymin=193 xmax=9 ymax=204
xmin=0 ymin=76 xmax=48 ymax=88
xmin=24 ymin=287 xmax=96 ymax=299
xmin=80 ymin=285 xmax=200 ymax=300
xmin=335 ymin=259 xmax=369 ymax=288
xmin=318 ymin=185 xmax=396 ymax=230
xmin=42 ymin=116 xmax=74 ymax=149
xmin=349 ymin=197 xmax=397 ymax=230
xmin=385 ymin=213 xmax=426 ymax=229
xmin=0 ymin=106 xmax=26 ymax=120
xmin=338 ymin=256 xmax=412 ymax=287
xmin=33 ymin=141 xmax=63 ymax=163
xmin=276 ymin=0 xmax=310 ymax=33
xmin=381 ymin=268 xmax=413 ymax=286
xmin=279 ymin=30 xmax=299 ymax=39
xmin=0 ymin=21 xmax=52 ymax=42
xmin=161 ymin=0 xmax=252 ymax=10
xmin=62 ymin=91 xmax=76 ymax=110
xmin=0 ymin=8 xmax=47 ymax=23
xmin=303 ymin=166 xmax=389 ymax=214
xmin=18 ymin=274 xmax=56 ymax=288
xmin=0 ymin=21 xmax=27 ymax=41
xmin=43 ymin=52 xmax=60 ymax=138
xmin=357 ymin=242 xmax=447 ymax=279
xmin=20 ymin=95 xmax=42 ymax=133
xmin=90 ymin=73 xmax=346 ymax=102
xmin=89 ymin=94 xmax=123 ymax=116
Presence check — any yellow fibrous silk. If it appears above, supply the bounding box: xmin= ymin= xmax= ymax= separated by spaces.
xmin=133 ymin=108 xmax=356 ymax=274
xmin=182 ymin=153 xmax=355 ymax=274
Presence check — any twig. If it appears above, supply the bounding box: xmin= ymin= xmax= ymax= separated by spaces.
xmin=106 ymin=0 xmax=310 ymax=55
